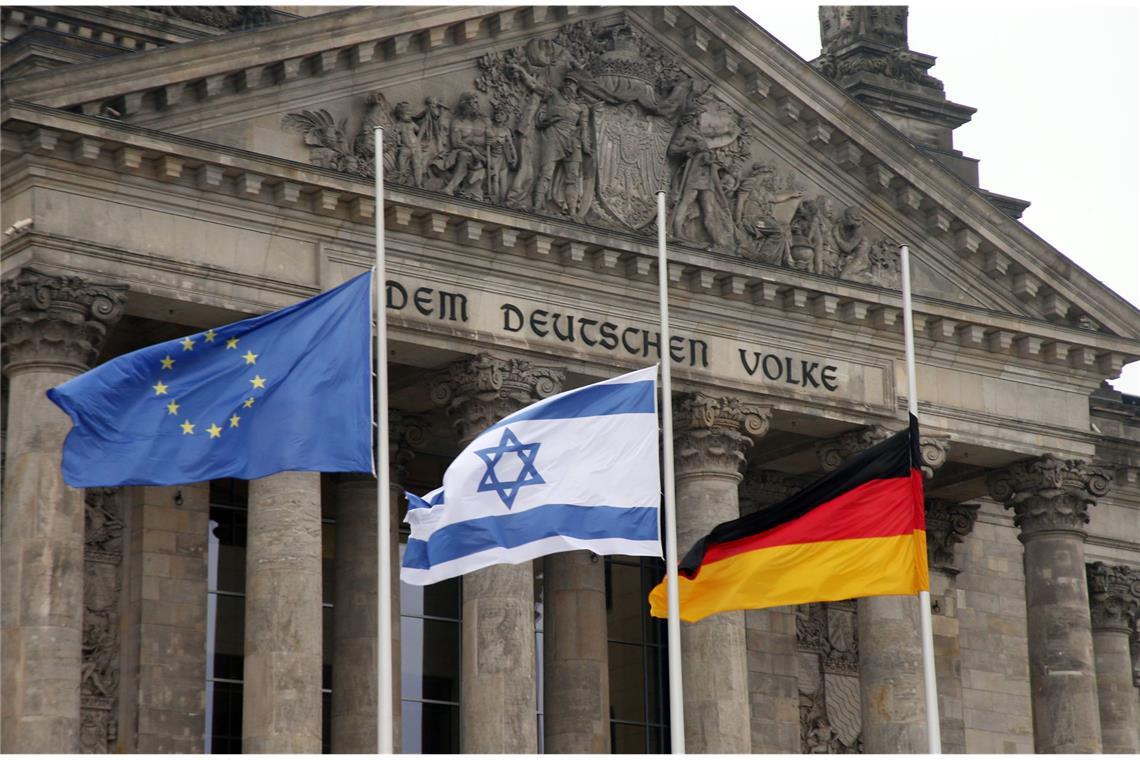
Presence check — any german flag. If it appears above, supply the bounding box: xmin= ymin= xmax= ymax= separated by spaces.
xmin=649 ymin=415 xmax=927 ymax=623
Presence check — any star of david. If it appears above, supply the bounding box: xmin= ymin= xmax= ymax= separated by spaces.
xmin=474 ymin=427 xmax=544 ymax=509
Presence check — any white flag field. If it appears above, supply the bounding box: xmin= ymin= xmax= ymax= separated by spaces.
xmin=401 ymin=365 xmax=662 ymax=585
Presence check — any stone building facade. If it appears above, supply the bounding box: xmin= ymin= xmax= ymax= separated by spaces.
xmin=2 ymin=5 xmax=1139 ymax=754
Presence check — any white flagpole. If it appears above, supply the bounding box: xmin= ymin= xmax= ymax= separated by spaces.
xmin=375 ymin=127 xmax=395 ymax=754
xmin=900 ymin=243 xmax=941 ymax=754
xmin=656 ymin=191 xmax=685 ymax=754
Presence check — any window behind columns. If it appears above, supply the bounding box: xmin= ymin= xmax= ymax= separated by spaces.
xmin=605 ymin=556 xmax=671 ymax=753
xmin=205 ymin=478 xmax=337 ymax=753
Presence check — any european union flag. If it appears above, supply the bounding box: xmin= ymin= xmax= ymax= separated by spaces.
xmin=48 ymin=272 xmax=374 ymax=487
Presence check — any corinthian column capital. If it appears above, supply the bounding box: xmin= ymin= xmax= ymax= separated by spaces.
xmin=987 ymin=455 xmax=1113 ymax=539
xmin=1 ymin=267 xmax=127 ymax=374
xmin=431 ymin=353 xmax=564 ymax=445
xmin=673 ymin=393 xmax=770 ymax=477
xmin=1086 ymin=562 xmax=1140 ymax=633
xmin=924 ymin=499 xmax=980 ymax=575
xmin=816 ymin=425 xmax=892 ymax=472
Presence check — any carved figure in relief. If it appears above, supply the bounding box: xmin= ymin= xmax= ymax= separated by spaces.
xmin=807 ymin=717 xmax=840 ymax=753
xmin=832 ymin=206 xmax=872 ymax=272
xmin=416 ymin=96 xmax=451 ymax=161
xmin=81 ymin=613 xmax=118 ymax=698
xmin=669 ymin=109 xmax=735 ymax=249
xmin=532 ymin=73 xmax=592 ymax=218
xmin=735 ymin=163 xmax=803 ymax=264
xmin=392 ymin=101 xmax=425 ymax=188
xmin=354 ymin=91 xmax=396 ymax=175
xmin=438 ymin=93 xmax=490 ymax=198
xmin=485 ymin=104 xmax=518 ymax=204
xmin=281 ymin=109 xmax=350 ymax=171
xmin=812 ymin=196 xmax=840 ymax=275
xmin=505 ymin=39 xmax=576 ymax=208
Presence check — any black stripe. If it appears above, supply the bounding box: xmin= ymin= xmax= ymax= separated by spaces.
xmin=679 ymin=414 xmax=921 ymax=576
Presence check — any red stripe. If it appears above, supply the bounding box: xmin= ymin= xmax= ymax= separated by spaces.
xmin=703 ymin=470 xmax=924 ymax=566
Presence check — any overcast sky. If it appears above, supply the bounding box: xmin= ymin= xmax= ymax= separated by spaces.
xmin=738 ymin=1 xmax=1140 ymax=394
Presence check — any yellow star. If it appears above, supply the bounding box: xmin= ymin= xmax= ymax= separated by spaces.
xmin=204 ymin=329 xmax=217 ymax=342
xmin=181 ymin=336 xmax=195 ymax=351
xmin=206 ymin=423 xmax=223 ymax=439
xmin=229 ymin=414 xmax=241 ymax=428
xmin=225 ymin=337 xmax=240 ymax=350
xmin=242 ymin=350 xmax=258 ymax=365
xmin=152 ymin=381 xmax=169 ymax=396
xmin=160 ymin=355 xmax=175 ymax=370
xmin=166 ymin=400 xmax=180 ymax=415
xmin=243 ymin=397 xmax=256 ymax=408
xmin=250 ymin=375 xmax=266 ymax=389
xmin=180 ymin=420 xmax=195 ymax=435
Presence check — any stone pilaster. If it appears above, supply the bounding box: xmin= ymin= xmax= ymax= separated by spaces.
xmin=331 ymin=413 xmax=424 ymax=752
xmin=817 ymin=423 xmax=948 ymax=753
xmin=1 ymin=268 xmax=126 ymax=753
xmin=118 ymin=483 xmax=209 ymax=753
xmin=923 ymin=498 xmax=979 ymax=753
xmin=674 ymin=392 xmax=769 ymax=753
xmin=432 ymin=353 xmax=563 ymax=753
xmin=542 ymin=551 xmax=609 ymax=752
xmin=987 ymin=455 xmax=1112 ymax=753
xmin=242 ymin=471 xmax=323 ymax=753
xmin=740 ymin=468 xmax=810 ymax=753
xmin=1086 ymin=562 xmax=1140 ymax=754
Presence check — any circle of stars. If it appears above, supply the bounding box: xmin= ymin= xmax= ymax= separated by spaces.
xmin=151 ymin=328 xmax=266 ymax=441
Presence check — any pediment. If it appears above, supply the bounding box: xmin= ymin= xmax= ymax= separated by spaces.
xmin=6 ymin=5 xmax=1139 ymax=343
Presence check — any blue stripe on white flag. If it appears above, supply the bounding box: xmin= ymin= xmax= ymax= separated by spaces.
xmin=402 ymin=503 xmax=659 ymax=569
xmin=484 ymin=379 xmax=655 ymax=434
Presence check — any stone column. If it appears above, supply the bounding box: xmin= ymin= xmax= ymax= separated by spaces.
xmin=331 ymin=414 xmax=424 ymax=753
xmin=673 ymin=393 xmax=769 ymax=753
xmin=924 ymin=498 xmax=980 ymax=754
xmin=987 ymin=455 xmax=1112 ymax=753
xmin=1086 ymin=562 xmax=1140 ymax=754
xmin=542 ymin=551 xmax=609 ymax=752
xmin=0 ymin=268 xmax=126 ymax=753
xmin=242 ymin=471 xmax=323 ymax=753
xmin=816 ymin=425 xmax=949 ymax=753
xmin=431 ymin=353 xmax=563 ymax=753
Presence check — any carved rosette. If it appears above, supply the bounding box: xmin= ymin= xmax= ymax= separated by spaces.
xmin=816 ymin=425 xmax=892 ymax=472
xmin=431 ymin=353 xmax=564 ymax=445
xmin=1 ymin=268 xmax=127 ymax=375
xmin=924 ymin=499 xmax=979 ymax=575
xmin=673 ymin=393 xmax=770 ymax=477
xmin=1086 ymin=562 xmax=1140 ymax=633
xmin=81 ymin=487 xmax=123 ymax=754
xmin=987 ymin=455 xmax=1113 ymax=539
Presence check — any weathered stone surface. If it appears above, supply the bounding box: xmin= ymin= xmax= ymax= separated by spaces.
xmin=1087 ymin=562 xmax=1140 ymax=753
xmin=988 ymin=458 xmax=1110 ymax=753
xmin=925 ymin=499 xmax=980 ymax=575
xmin=243 ymin=471 xmax=323 ymax=753
xmin=673 ymin=393 xmax=768 ymax=753
xmin=542 ymin=551 xmax=609 ymax=753
xmin=1 ymin=268 xmax=126 ymax=754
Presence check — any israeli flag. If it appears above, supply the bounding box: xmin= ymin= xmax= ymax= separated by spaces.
xmin=401 ymin=365 xmax=661 ymax=585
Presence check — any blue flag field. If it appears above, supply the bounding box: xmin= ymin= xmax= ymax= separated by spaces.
xmin=48 ymin=271 xmax=374 ymax=487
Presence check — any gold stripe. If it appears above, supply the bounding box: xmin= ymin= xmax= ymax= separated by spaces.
xmin=650 ymin=531 xmax=928 ymax=623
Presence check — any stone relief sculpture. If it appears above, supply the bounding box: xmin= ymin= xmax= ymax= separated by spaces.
xmin=797 ymin=601 xmax=863 ymax=753
xmin=283 ymin=17 xmax=901 ymax=289
xmin=81 ymin=488 xmax=122 ymax=754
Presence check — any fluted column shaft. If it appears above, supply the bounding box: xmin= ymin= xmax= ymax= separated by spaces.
xmin=1087 ymin=563 xmax=1140 ymax=754
xmin=433 ymin=353 xmax=563 ymax=753
xmin=674 ymin=393 xmax=769 ymax=753
xmin=0 ymin=269 xmax=126 ymax=753
xmin=542 ymin=551 xmax=609 ymax=752
xmin=989 ymin=456 xmax=1112 ymax=753
xmin=243 ymin=471 xmax=323 ymax=753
